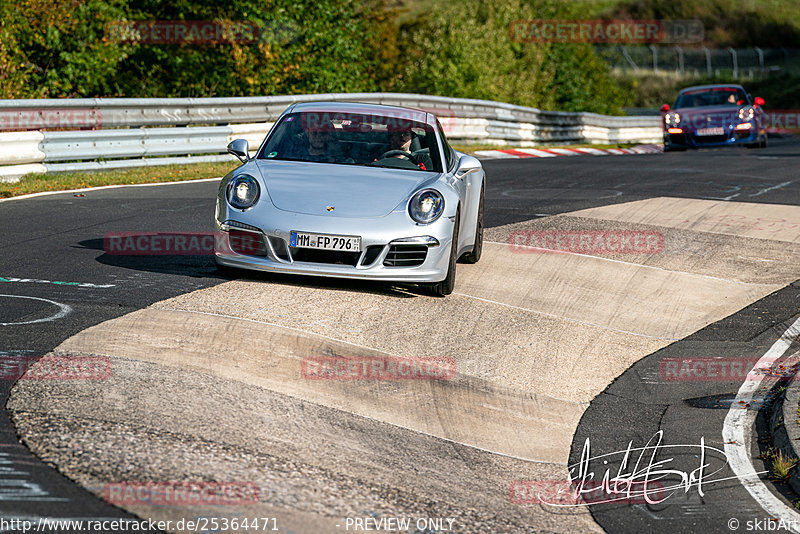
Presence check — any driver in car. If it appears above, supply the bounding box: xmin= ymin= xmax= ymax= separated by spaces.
xmin=289 ymin=117 xmax=352 ymax=163
xmin=386 ymin=124 xmax=433 ymax=171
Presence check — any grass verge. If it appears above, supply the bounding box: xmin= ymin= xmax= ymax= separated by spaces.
xmin=0 ymin=161 xmax=239 ymax=199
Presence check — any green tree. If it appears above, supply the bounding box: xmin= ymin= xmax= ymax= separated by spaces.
xmin=391 ymin=0 xmax=626 ymax=114
xmin=0 ymin=0 xmax=130 ymax=97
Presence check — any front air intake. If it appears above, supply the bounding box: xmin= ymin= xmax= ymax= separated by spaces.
xmin=383 ymin=245 xmax=428 ymax=267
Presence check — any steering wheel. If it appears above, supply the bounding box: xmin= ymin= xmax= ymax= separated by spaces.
xmin=378 ymin=150 xmax=415 ymax=161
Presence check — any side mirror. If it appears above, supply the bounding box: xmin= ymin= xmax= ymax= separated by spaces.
xmin=454 ymin=154 xmax=481 ymax=180
xmin=660 ymin=104 xmax=670 ymax=113
xmin=754 ymin=96 xmax=765 ymax=107
xmin=227 ymin=139 xmax=250 ymax=163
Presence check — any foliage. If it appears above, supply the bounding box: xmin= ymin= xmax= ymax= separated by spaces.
xmin=771 ymin=450 xmax=798 ymax=482
xmin=392 ymin=0 xmax=626 ymax=114
xmin=0 ymin=0 xmax=395 ymax=98
xmin=0 ymin=0 xmax=626 ymax=114
xmin=601 ymin=0 xmax=800 ymax=47
xmin=0 ymin=0 xmax=130 ymax=97
xmin=0 ymin=161 xmax=237 ymax=198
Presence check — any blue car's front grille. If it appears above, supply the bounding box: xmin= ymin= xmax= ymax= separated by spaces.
xmin=694 ymin=134 xmax=727 ymax=144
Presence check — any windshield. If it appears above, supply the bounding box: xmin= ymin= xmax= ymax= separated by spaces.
xmin=257 ymin=111 xmax=442 ymax=172
xmin=674 ymin=87 xmax=749 ymax=108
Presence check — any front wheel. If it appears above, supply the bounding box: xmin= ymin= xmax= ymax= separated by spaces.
xmin=460 ymin=184 xmax=483 ymax=264
xmin=426 ymin=211 xmax=459 ymax=297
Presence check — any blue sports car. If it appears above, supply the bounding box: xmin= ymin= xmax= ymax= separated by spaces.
xmin=661 ymin=84 xmax=767 ymax=151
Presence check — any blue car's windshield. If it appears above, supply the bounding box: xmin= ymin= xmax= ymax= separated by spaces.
xmin=674 ymin=87 xmax=749 ymax=108
xmin=257 ymin=111 xmax=443 ymax=172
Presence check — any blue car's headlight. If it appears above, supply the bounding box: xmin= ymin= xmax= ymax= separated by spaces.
xmin=738 ymin=107 xmax=755 ymax=120
xmin=408 ymin=189 xmax=444 ymax=224
xmin=226 ymin=175 xmax=260 ymax=210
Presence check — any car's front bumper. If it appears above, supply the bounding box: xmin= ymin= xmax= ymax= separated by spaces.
xmin=664 ymin=126 xmax=761 ymax=149
xmin=214 ymin=205 xmax=454 ymax=283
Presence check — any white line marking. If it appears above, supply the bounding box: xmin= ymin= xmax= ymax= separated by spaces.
xmin=749 ymin=181 xmax=795 ymax=198
xmin=0 ymin=177 xmax=221 ymax=204
xmin=0 ymin=295 xmax=72 ymax=326
xmin=723 ymin=315 xmax=800 ymax=532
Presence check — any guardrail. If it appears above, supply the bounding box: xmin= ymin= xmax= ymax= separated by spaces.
xmin=0 ymin=93 xmax=662 ymax=181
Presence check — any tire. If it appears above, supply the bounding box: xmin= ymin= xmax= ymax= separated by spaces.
xmin=460 ymin=184 xmax=483 ymax=264
xmin=426 ymin=210 xmax=459 ymax=297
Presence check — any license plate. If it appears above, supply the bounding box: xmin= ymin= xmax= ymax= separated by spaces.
xmin=696 ymin=127 xmax=724 ymax=136
xmin=290 ymin=231 xmax=361 ymax=252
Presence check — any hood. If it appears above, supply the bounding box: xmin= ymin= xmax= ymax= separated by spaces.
xmin=674 ymin=106 xmax=741 ymax=128
xmin=255 ymin=160 xmax=435 ymax=218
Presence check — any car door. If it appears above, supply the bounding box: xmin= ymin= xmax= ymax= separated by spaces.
xmin=436 ymin=119 xmax=475 ymax=256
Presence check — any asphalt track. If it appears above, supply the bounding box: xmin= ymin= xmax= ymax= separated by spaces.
xmin=1 ymin=137 xmax=799 ymax=533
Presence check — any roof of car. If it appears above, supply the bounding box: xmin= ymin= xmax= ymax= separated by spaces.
xmin=678 ymin=84 xmax=746 ymax=93
xmin=289 ymin=101 xmax=431 ymax=123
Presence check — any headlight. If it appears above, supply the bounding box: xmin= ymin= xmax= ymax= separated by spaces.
xmin=665 ymin=113 xmax=680 ymax=125
xmin=226 ymin=175 xmax=260 ymax=210
xmin=408 ymin=189 xmax=444 ymax=224
xmin=738 ymin=107 xmax=754 ymax=120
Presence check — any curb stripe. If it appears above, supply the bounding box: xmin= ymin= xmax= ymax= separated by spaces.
xmin=722 ymin=315 xmax=800 ymax=533
xmin=474 ymin=144 xmax=664 ymax=160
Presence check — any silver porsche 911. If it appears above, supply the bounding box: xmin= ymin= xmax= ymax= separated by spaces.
xmin=214 ymin=102 xmax=485 ymax=296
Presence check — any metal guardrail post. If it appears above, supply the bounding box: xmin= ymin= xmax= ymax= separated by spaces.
xmin=702 ymin=47 xmax=712 ymax=76
xmin=620 ymin=46 xmax=639 ymax=72
xmin=675 ymin=46 xmax=684 ymax=75
xmin=649 ymin=45 xmax=658 ymax=74
xmin=754 ymin=47 xmax=764 ymax=73
xmin=728 ymin=47 xmax=738 ymax=78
